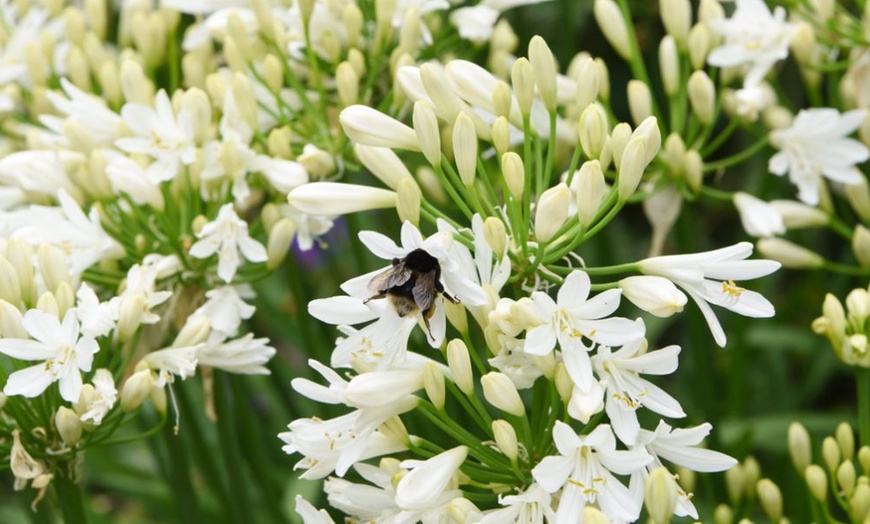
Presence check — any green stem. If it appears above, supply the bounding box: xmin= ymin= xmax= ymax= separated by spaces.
xmin=162 ymin=420 xmax=206 ymax=523
xmin=703 ymin=136 xmax=770 ymax=172
xmin=857 ymin=367 xmax=870 ymax=447
xmin=214 ymin=373 xmax=249 ymax=524
xmin=54 ymin=463 xmax=88 ymax=524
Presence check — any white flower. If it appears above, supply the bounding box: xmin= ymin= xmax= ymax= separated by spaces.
xmin=189 ymin=203 xmax=268 ymax=282
xmin=295 ymin=495 xmax=336 ymax=524
xmin=115 ymin=89 xmax=197 ymax=183
xmin=42 ymin=78 xmax=124 ymax=146
xmin=0 ymin=150 xmax=79 ymax=200
xmin=450 ymin=0 xmax=551 ymax=42
xmin=591 ymin=338 xmax=686 ymax=446
xmin=191 ymin=285 xmax=256 ymax=338
xmin=323 ymin=463 xmax=400 ymax=520
xmin=706 ymin=0 xmax=795 ymax=88
xmin=394 ymin=445 xmax=467 ymax=511
xmin=480 ymin=483 xmax=555 ymax=524
xmin=618 ymin=276 xmax=688 ymax=318
xmin=75 ymin=283 xmax=118 ymax=339
xmin=733 ymin=192 xmax=786 ymax=238
xmin=0 ymin=309 xmax=98 ymax=402
xmin=638 ymin=242 xmax=780 ymax=347
xmin=293 ymin=359 xmax=426 ymax=409
xmin=197 ymin=334 xmax=275 ymax=375
xmin=524 ymin=270 xmax=644 ymax=391
xmin=488 ymin=335 xmax=547 ymax=390
xmin=769 ymin=108 xmax=869 ymax=205
xmin=733 ymin=83 xmax=775 ymax=121
xmin=284 ymin=203 xmax=334 ymax=251
xmin=115 ymin=262 xmax=173 ymax=326
xmin=105 ymin=153 xmax=165 ymax=210
xmin=141 ymin=346 xmax=199 ymax=386
xmin=532 ymin=422 xmax=651 ymax=522
xmin=78 ymin=368 xmax=117 ymax=425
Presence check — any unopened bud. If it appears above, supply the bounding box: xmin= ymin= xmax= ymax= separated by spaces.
xmin=502 ymin=152 xmax=525 ymax=199
xmin=852 ymin=482 xmax=870 ymax=522
xmin=838 ymin=459 xmax=857 ymax=498
xmin=688 ymin=71 xmax=715 ymax=124
xmin=574 ymin=160 xmax=607 ymax=227
xmin=0 ymin=300 xmax=26 ymax=338
xmin=756 ymin=238 xmax=824 ymax=269
xmin=660 ymin=0 xmax=691 ymax=49
xmin=837 ymin=422 xmax=856 ymax=460
xmin=853 ymin=226 xmax=870 ymax=268
xmin=422 ymin=362 xmax=445 ymax=410
xmin=511 ymin=58 xmax=534 ymax=117
xmin=610 ymin=123 xmax=632 ymax=170
xmin=120 ymin=59 xmax=153 ymax=105
xmin=120 ymin=369 xmax=155 ymax=412
xmin=788 ymin=422 xmax=812 ymax=474
xmin=618 ymin=137 xmax=647 ymax=202
xmin=594 ymin=57 xmax=610 ymax=102
xmin=713 ymin=504 xmax=733 ymax=524
xmin=492 ymin=116 xmax=511 ymax=158
xmin=683 ymin=149 xmax=703 ymax=192
xmin=0 ymin=257 xmax=21 ymax=307
xmin=481 ymin=372 xmax=525 ymax=417
xmin=845 ymin=177 xmax=870 ymax=222
xmin=343 ymin=3 xmax=363 ymax=46
xmin=659 ymin=36 xmax=680 ymax=96
xmin=645 ymin=467 xmax=678 ymax=523
xmin=578 ymin=103 xmax=609 ymax=159
xmin=116 ymin=294 xmax=144 ymax=343
xmin=529 ymin=36 xmax=557 ymax=113
xmin=860 ymin=446 xmax=870 ymax=473
xmin=791 ymin=23 xmax=816 ymax=65
xmin=453 ymin=113 xmax=477 ymax=186
xmin=336 ymin=61 xmax=358 ymax=107
xmin=594 ymin=0 xmax=631 ymax=59
xmin=491 ymin=419 xmax=518 ymax=461
xmin=688 ymin=24 xmax=712 ymax=70
xmin=806 ymin=464 xmax=828 ymax=502
xmin=37 ymin=244 xmax=70 ymax=293
xmin=447 ymin=339 xmax=473 ymax=394
xmin=725 ymin=463 xmax=745 ymax=504
xmin=266 ymin=219 xmax=296 ymax=270
xmin=535 ymin=183 xmax=570 ymax=243
xmin=553 ymin=362 xmax=572 ymax=402
xmin=483 ymin=217 xmax=507 ymax=258
xmin=492 ymin=81 xmax=513 ymax=119
xmin=627 ymin=80 xmax=652 ymax=126
xmin=55 ymin=282 xmax=74 ymax=318
xmin=55 ymin=406 xmax=83 ymax=446
xmin=823 ymin=436 xmax=841 ymax=473
xmin=396 ymin=178 xmax=422 ymax=226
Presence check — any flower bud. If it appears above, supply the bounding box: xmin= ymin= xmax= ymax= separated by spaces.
xmin=618 ymin=137 xmax=646 ymax=202
xmin=619 ymin=276 xmax=687 ymax=317
xmin=627 ymin=80 xmax=652 ymax=126
xmin=501 ymin=152 xmax=525 ymax=199
xmin=481 ymin=372 xmax=525 ymax=417
xmin=581 ymin=506 xmax=611 ymax=524
xmin=725 ymin=463 xmax=745 ymax=504
xmin=594 ymin=0 xmax=631 ymax=59
xmin=289 ymin=182 xmax=396 ymax=215
xmin=659 ymin=36 xmax=680 ymax=96
xmin=266 ymin=218 xmax=296 ymax=270
xmin=806 ymin=464 xmax=828 ymax=502
xmin=492 ymin=420 xmax=518 ymax=461
xmin=529 ymin=36 xmax=557 ymax=113
xmin=422 ymin=363 xmax=445 ymax=410
xmin=447 ymin=339 xmax=474 ymax=395
xmin=610 ymin=123 xmax=632 ymax=170
xmin=55 ymin=406 xmax=83 ymax=446
xmin=413 ymin=101 xmax=441 ymax=167
xmin=343 ymin=3 xmax=363 ymax=46
xmin=788 ymin=422 xmax=812 ymax=474
xmin=483 ymin=217 xmax=507 ymax=259
xmin=396 ymin=178 xmax=422 ymax=226
xmin=0 ymin=257 xmax=21 ymax=307
xmin=688 ymin=71 xmax=715 ymax=124
xmin=846 ymin=176 xmax=870 ymax=223
xmin=756 ymin=479 xmax=782 ymax=522
xmin=683 ymin=149 xmax=703 ymax=192
xmin=742 ymin=456 xmax=761 ymax=497
xmin=85 ymin=0 xmax=107 ymax=39
xmin=853 ymin=225 xmax=870 ymax=268
xmin=453 ymin=113 xmax=478 ymax=186
xmin=573 ymin=160 xmax=607 ymax=227
xmin=574 ymin=56 xmax=599 ymax=110
xmin=837 ymin=422 xmax=856 ymax=460
xmin=340 ymin=105 xmax=420 ymax=151
xmin=120 ymin=58 xmax=154 ymax=105
xmin=444 ymin=299 xmax=467 ymax=334
xmin=756 ymin=238 xmax=824 ymax=269
xmin=662 ymin=133 xmax=686 ymax=179
xmin=354 ymin=144 xmax=413 ymax=190
xmin=578 ymin=103 xmax=609 ymax=159
xmin=116 ymin=294 xmax=144 ymax=343
xmin=492 ymin=116 xmax=511 ymax=158
xmin=511 ymin=58 xmax=534 ymax=117
xmin=335 ymin=61 xmax=359 ymax=107
xmin=645 ymin=467 xmax=678 ymax=524
xmin=594 ymin=57 xmax=610 ymax=102
xmin=688 ymin=24 xmax=712 ymax=70
xmin=852 ymin=482 xmax=870 ymax=522
xmin=535 ymin=183 xmax=571 ymax=243
xmin=823 ymin=436 xmax=841 ymax=473
xmin=632 ymin=116 xmax=661 ymax=164
xmin=54 ymin=282 xmax=74 ymax=318
xmin=120 ymin=369 xmax=155 ymax=412
xmin=446 ymin=497 xmax=479 ymax=524
xmin=660 ymin=0 xmax=691 ymax=49
xmin=838 ymin=459 xmax=857 ymax=498
xmin=37 ymin=243 xmax=70 ymax=294
xmin=791 ymin=23 xmax=816 ymax=65
xmin=0 ymin=300 xmax=26 ymax=338
xmin=699 ymin=0 xmax=725 ymax=23
xmin=713 ymin=504 xmax=733 ymax=524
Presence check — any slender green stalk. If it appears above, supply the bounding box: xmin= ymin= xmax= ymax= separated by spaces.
xmin=214 ymin=373 xmax=249 ymax=524
xmin=703 ymin=136 xmax=770 ymax=172
xmin=857 ymin=367 xmax=870 ymax=447
xmin=53 ymin=463 xmax=88 ymax=524
xmin=162 ymin=421 xmax=206 ymax=523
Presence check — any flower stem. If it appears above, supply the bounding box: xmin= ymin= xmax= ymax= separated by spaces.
xmin=703 ymin=135 xmax=770 ymax=172
xmin=54 ymin=463 xmax=88 ymax=524
xmin=857 ymin=367 xmax=870 ymax=447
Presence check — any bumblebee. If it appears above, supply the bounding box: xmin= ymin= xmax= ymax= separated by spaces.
xmin=365 ymin=248 xmax=459 ymax=340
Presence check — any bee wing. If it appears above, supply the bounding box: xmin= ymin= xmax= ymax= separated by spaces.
xmin=412 ymin=270 xmax=438 ymax=312
xmin=367 ymin=262 xmax=412 ymax=294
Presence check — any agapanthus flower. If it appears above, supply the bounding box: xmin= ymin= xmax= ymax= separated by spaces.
xmin=393 ymin=446 xmax=468 ymax=518
xmin=76 ymin=369 xmax=117 ymax=425
xmin=769 ymin=108 xmax=869 ymax=205
xmin=197 ymin=334 xmax=275 ymax=375
xmin=480 ymin=483 xmax=555 ymax=523
xmin=189 ymin=203 xmax=268 ymax=283
xmin=190 ymin=285 xmax=256 ymax=339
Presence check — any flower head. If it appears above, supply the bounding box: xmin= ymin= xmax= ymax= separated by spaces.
xmin=190 ymin=203 xmax=268 ymax=283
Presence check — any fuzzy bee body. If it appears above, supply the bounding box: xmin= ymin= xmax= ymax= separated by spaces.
xmin=365 ymin=248 xmax=459 ymax=339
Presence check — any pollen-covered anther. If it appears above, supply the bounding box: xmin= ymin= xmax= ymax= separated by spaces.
xmin=721 ymin=279 xmax=744 ymax=297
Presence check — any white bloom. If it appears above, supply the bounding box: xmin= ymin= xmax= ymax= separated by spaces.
xmin=618 ymin=276 xmax=688 ymax=318
xmin=284 ymin=203 xmax=334 ymax=251
xmin=75 ymin=283 xmax=118 ymax=338
xmin=0 ymin=309 xmax=98 ymax=402
xmin=769 ymin=108 xmax=869 ymax=205
xmin=480 ymin=483 xmax=555 ymax=524
xmin=323 ymin=463 xmax=399 ymax=520
xmin=191 ymin=285 xmax=256 ymax=338
xmin=638 ymin=242 xmax=780 ymax=347
xmin=733 ymin=192 xmax=785 ymax=238
xmin=141 ymin=346 xmax=199 ymax=386
xmin=591 ymin=338 xmax=685 ymax=445
xmin=395 ymin=446 xmax=467 ymax=511
xmin=197 ymin=334 xmax=275 ymax=375
xmin=189 ymin=203 xmax=268 ymax=282
xmin=450 ymin=0 xmax=551 ymax=42
xmin=288 ymin=182 xmax=396 ymax=216
xmin=115 ymin=89 xmax=197 ymax=183
xmin=532 ymin=422 xmax=651 ymax=522
xmin=105 ymin=153 xmax=165 ymax=210
xmin=489 ymin=335 xmax=546 ymax=390
xmin=295 ymin=495 xmax=336 ymax=524
xmin=78 ymin=368 xmax=117 ymax=425
xmin=0 ymin=150 xmax=79 ymax=199
xmin=115 ymin=262 xmax=173 ymax=326
xmin=42 ymin=78 xmax=124 ymax=146
xmin=293 ymin=359 xmax=426 ymax=409
xmin=706 ymin=0 xmax=795 ymax=88
xmin=733 ymin=83 xmax=775 ymax=121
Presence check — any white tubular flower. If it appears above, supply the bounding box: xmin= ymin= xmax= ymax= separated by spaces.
xmin=288 ymin=182 xmax=397 ymax=216
xmin=190 ymin=285 xmax=256 ymax=338
xmin=106 ymin=154 xmax=165 ymax=210
xmin=189 ymin=203 xmax=268 ymax=283
xmin=769 ymin=108 xmax=869 ymax=206
xmin=42 ymin=78 xmax=124 ymax=146
xmin=141 ymin=346 xmax=199 ymax=385
xmin=706 ymin=0 xmax=795 ymax=88
xmin=395 ymin=446 xmax=468 ymax=511
xmin=733 ymin=192 xmax=786 ymax=238
xmin=618 ymin=276 xmax=687 ymax=318
xmin=630 ymin=421 xmax=738 ymax=519
xmin=450 ymin=0 xmax=550 ymax=42
xmin=115 ymin=89 xmax=197 ymax=183
xmin=480 ymin=483 xmax=555 ymax=524
xmin=638 ymin=242 xmax=780 ymax=347
xmin=591 ymin=337 xmax=686 ymax=446
xmin=532 ymin=422 xmax=651 ymax=522
xmin=524 ymin=270 xmax=644 ymax=391
xmin=292 ymin=359 xmax=426 ymax=410
xmin=76 ymin=368 xmax=117 ymax=425
xmin=197 ymin=334 xmax=276 ymax=375
xmin=0 ymin=151 xmax=79 ymax=201
xmin=0 ymin=309 xmax=98 ymax=402
xmin=75 ymin=282 xmax=118 ymax=339
xmin=339 ymin=105 xmax=421 ymax=151
xmin=114 ymin=262 xmax=173 ymax=328
xmin=295 ymin=495 xmax=336 ymax=524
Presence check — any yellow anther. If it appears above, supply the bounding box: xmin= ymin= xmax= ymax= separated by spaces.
xmin=721 ymin=280 xmax=744 ymax=297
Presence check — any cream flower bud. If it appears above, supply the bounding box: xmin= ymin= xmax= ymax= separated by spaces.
xmin=837 ymin=422 xmax=856 ymax=459
xmin=632 ymin=116 xmax=661 ymax=164
xmin=336 ymin=61 xmax=358 ymax=107
xmin=838 ymin=460 xmax=857 ymax=498
xmin=619 ymin=276 xmax=687 ymax=317
xmin=416 ymin=166 xmax=448 ymax=205
xmin=116 ymin=294 xmax=144 ymax=343
xmin=684 ymin=149 xmax=703 ymax=192
xmin=491 ymin=81 xmax=513 ymax=119
xmin=0 ymin=300 xmax=26 ymax=338
xmin=453 ymin=113 xmax=478 ymax=186
xmin=788 ymin=421 xmax=812 ymax=473
xmin=713 ymin=505 xmax=733 ymax=524
xmin=644 ymin=467 xmax=679 ymax=524
xmin=573 ymin=160 xmax=607 ymax=227
xmin=662 ymin=133 xmax=686 ymax=177
xmin=770 ymin=200 xmax=827 ymax=228
xmin=266 ymin=219 xmax=297 ymax=270
xmin=529 ymin=36 xmax=557 ymax=113
xmin=343 ymin=3 xmax=363 ymax=46
xmin=6 ymin=239 xmax=34 ymax=307
xmin=756 ymin=238 xmax=824 ymax=269
xmin=743 ymin=456 xmax=761 ymax=497
xmin=553 ymin=362 xmax=572 ymax=401
xmin=36 ymin=292 xmax=59 ymax=318
xmin=492 ymin=420 xmax=518 ymax=461
xmin=854 ymin=226 xmax=870 ymax=268
xmin=806 ymin=464 xmax=828 ymax=502
xmin=0 ymin=257 xmax=21 ymax=307
xmin=120 ymin=369 xmax=155 ymax=412
xmin=610 ymin=122 xmax=632 ymax=170
xmin=594 ymin=0 xmax=631 ymax=59
xmin=535 ymin=183 xmax=571 ymax=242
xmin=422 ymin=362 xmax=445 ymax=410
xmin=396 ymin=178 xmax=422 ymax=226
xmin=659 ymin=36 xmax=680 ymax=96
xmin=289 ymin=182 xmax=396 ymax=215
xmin=852 ymin=482 xmax=870 ymax=521
xmin=55 ymin=406 xmax=83 ymax=446
xmin=660 ymin=0 xmax=691 ymax=49
xmin=354 ymin=144 xmax=413 ymax=190
xmin=483 ymin=217 xmax=507 ymax=258
xmin=444 ymin=299 xmax=467 ymax=334
xmin=231 ymin=74 xmax=257 ymax=130
xmin=492 ymin=116 xmax=511 ymax=157
xmin=55 ymin=282 xmax=74 ymax=318
xmin=511 ymin=58 xmax=534 ymax=117
xmin=481 ymin=372 xmax=525 ymax=417
xmin=413 ymin=101 xmax=441 ymax=167
xmin=447 ymin=339 xmax=474 ymax=395
xmin=618 ymin=137 xmax=647 ymax=202
xmin=725 ymin=463 xmax=745 ymax=504
xmin=340 ymin=105 xmax=420 ymax=151
xmin=688 ymin=24 xmax=712 ymax=70
xmin=698 ymin=0 xmax=725 ymax=23
xmin=446 ymin=498 xmax=479 ymax=523
xmin=67 ymin=45 xmax=90 ymax=90
xmin=174 ymin=316 xmax=211 ymax=348
xmin=756 ymin=479 xmax=783 ymax=522
xmin=398 ymin=7 xmax=421 ymax=56
xmin=37 ymin=244 xmax=70 ymax=294
xmin=97 ymin=61 xmax=122 ymax=106
xmin=594 ymin=57 xmax=611 ymax=101
xmin=846 ymin=177 xmax=870 ymax=223
xmin=574 ymin=56 xmax=599 ymax=110
xmin=578 ymin=103 xmax=609 ymax=159
xmin=85 ymin=0 xmax=107 ymax=39
xmin=791 ymin=23 xmax=816 ymax=65
xmin=502 ymin=152 xmax=525 ymax=199
xmin=627 ymin=80 xmax=652 ymax=126
xmin=688 ymin=71 xmax=716 ymax=125
xmin=822 ymin=435 xmax=841 ymax=470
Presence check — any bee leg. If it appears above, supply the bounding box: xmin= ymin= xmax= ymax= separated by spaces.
xmin=442 ymin=291 xmax=460 ymax=304
xmin=363 ymin=291 xmax=386 ymax=304
xmin=422 ymin=313 xmax=435 ymax=341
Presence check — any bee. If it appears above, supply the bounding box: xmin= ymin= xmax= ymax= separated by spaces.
xmin=365 ymin=248 xmax=459 ymax=340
